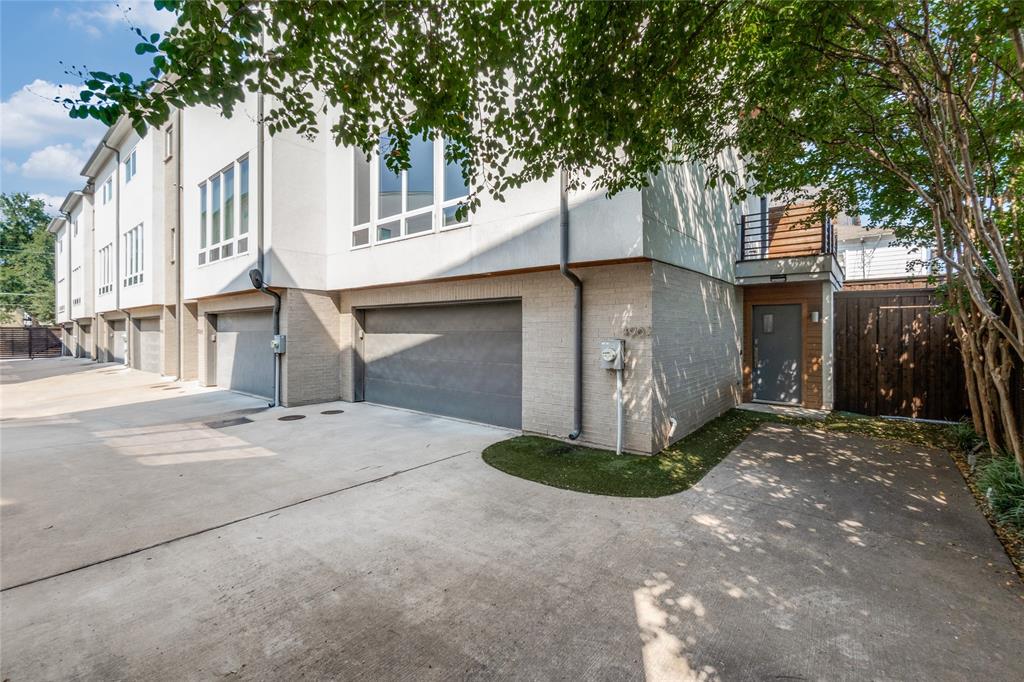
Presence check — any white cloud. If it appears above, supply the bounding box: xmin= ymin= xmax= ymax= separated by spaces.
xmin=0 ymin=80 xmax=103 ymax=149
xmin=20 ymin=144 xmax=89 ymax=183
xmin=58 ymin=1 xmax=177 ymax=36
xmin=30 ymin=193 xmax=64 ymax=216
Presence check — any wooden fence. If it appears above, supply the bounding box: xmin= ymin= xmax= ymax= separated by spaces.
xmin=0 ymin=326 xmax=65 ymax=360
xmin=834 ymin=289 xmax=970 ymax=422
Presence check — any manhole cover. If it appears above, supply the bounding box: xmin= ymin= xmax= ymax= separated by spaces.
xmin=321 ymin=410 xmax=345 ymax=415
xmin=204 ymin=416 xmax=253 ymax=429
xmin=278 ymin=414 xmax=306 ymax=421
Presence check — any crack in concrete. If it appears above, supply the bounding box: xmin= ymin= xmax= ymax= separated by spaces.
xmin=1 ymin=449 xmax=472 ymax=593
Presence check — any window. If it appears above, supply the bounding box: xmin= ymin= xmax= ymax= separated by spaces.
xmin=73 ymin=219 xmax=79 ymax=237
xmin=102 ymin=177 xmax=113 ymax=205
xmin=164 ymin=125 xmax=174 ymax=160
xmin=72 ymin=266 xmax=82 ymax=306
xmin=351 ymin=135 xmax=470 ymax=248
xmin=124 ymin=148 xmax=137 ymax=184
xmin=197 ymin=156 xmax=251 ymax=265
xmin=98 ymin=244 xmax=113 ymax=295
xmin=123 ymin=223 xmax=144 ymax=287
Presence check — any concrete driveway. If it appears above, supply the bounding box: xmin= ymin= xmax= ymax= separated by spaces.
xmin=2 ymin=359 xmax=1022 ymax=681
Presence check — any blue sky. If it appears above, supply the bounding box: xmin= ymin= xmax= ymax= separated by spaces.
xmin=1 ymin=1 xmax=175 ymax=212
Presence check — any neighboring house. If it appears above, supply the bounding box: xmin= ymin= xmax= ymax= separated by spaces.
xmin=47 ymin=190 xmax=96 ymax=358
xmin=56 ymin=101 xmax=848 ymax=454
xmin=836 ymin=221 xmax=932 ymax=288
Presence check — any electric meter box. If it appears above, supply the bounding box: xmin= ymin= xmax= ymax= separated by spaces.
xmin=599 ymin=338 xmax=625 ymax=370
xmin=271 ymin=334 xmax=286 ymax=354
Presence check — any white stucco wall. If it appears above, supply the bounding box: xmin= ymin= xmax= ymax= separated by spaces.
xmin=641 ymin=149 xmax=751 ymax=283
xmin=324 ymin=143 xmax=645 ymax=291
xmin=118 ymin=129 xmax=164 ymax=310
xmin=68 ymin=193 xmax=94 ymax=320
xmin=181 ymin=99 xmax=261 ymax=301
xmin=92 ymin=153 xmax=119 ymax=314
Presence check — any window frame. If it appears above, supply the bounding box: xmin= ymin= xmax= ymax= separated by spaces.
xmin=123 ymin=147 xmax=138 ymax=184
xmin=164 ymin=124 xmax=174 ymax=161
xmin=102 ymin=177 xmax=113 ymax=205
xmin=197 ymin=155 xmax=251 ymax=266
xmin=350 ymin=136 xmax=470 ymax=250
xmin=98 ymin=243 xmax=113 ymax=295
xmin=122 ymin=223 xmax=144 ymax=287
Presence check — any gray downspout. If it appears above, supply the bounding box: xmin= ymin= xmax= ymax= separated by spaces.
xmin=255 ymin=90 xmax=277 ymax=406
xmin=256 ymin=93 xmax=265 ymax=273
xmin=102 ymin=141 xmax=127 ymax=366
xmin=174 ymin=109 xmax=183 ymax=380
xmin=559 ymin=169 xmax=582 ymax=440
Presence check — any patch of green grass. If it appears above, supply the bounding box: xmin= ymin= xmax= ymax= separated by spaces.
xmin=482 ymin=408 xmax=955 ymax=498
xmin=482 ymin=409 xmax=786 ymax=497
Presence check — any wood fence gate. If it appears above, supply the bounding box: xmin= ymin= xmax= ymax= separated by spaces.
xmin=0 ymin=326 xmax=65 ymax=360
xmin=834 ymin=289 xmax=970 ymax=421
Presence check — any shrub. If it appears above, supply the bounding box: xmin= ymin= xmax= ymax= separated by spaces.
xmin=947 ymin=420 xmax=980 ymax=452
xmin=975 ymin=456 xmax=1024 ymax=531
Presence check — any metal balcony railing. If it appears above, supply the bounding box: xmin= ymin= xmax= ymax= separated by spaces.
xmin=738 ymin=204 xmax=836 ymax=261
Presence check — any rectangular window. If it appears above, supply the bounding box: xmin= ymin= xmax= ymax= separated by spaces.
xmin=164 ymin=125 xmax=174 ymax=160
xmin=211 ymin=174 xmax=221 ymax=259
xmin=98 ymin=244 xmax=113 ymax=294
xmin=352 ymin=135 xmax=469 ymax=248
xmin=197 ymin=157 xmax=250 ymax=265
xmin=103 ymin=177 xmax=113 ymax=205
xmin=223 ymin=166 xmax=234 ymax=240
xmin=123 ymin=224 xmax=144 ymax=286
xmin=124 ymin=148 xmax=137 ymax=184
xmin=239 ymin=157 xmax=249 ymax=235
xmin=199 ymin=183 xmax=207 ymax=249
xmin=73 ymin=219 xmax=79 ymax=237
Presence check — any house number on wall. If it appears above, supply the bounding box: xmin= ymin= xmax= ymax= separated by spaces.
xmin=623 ymin=326 xmax=652 ymax=337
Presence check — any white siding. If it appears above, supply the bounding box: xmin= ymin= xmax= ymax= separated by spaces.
xmin=838 ymin=236 xmax=929 ymax=280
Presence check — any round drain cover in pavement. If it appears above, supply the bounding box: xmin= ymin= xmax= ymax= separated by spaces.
xmin=278 ymin=414 xmax=306 ymax=421
xmin=321 ymin=410 xmax=345 ymax=415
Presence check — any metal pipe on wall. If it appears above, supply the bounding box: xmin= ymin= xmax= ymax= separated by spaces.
xmin=558 ymin=168 xmax=583 ymax=440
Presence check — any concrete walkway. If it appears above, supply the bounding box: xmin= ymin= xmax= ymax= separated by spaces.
xmin=2 ymin=359 xmax=1021 ymax=680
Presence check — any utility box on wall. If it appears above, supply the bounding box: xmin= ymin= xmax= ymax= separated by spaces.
xmin=599 ymin=338 xmax=625 ymax=370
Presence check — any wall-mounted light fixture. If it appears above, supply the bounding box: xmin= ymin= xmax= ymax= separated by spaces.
xmin=810 ymin=310 xmax=821 ymax=323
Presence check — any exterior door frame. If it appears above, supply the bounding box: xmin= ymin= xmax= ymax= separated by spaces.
xmin=751 ymin=303 xmax=804 ymax=404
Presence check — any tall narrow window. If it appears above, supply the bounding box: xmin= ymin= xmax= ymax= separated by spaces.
xmin=239 ymin=158 xmax=249 ymax=234
xmin=124 ymin=148 xmax=137 ymax=184
xmin=199 ymin=182 xmax=207 ymax=265
xmin=222 ymin=167 xmax=235 ymax=257
xmin=122 ymin=225 xmax=144 ymax=286
xmin=211 ymin=175 xmax=221 ymax=260
xmin=442 ymin=147 xmax=470 ymax=227
xmin=378 ymin=135 xmax=402 ymax=221
xmin=103 ymin=177 xmax=113 ymax=204
xmin=164 ymin=125 xmax=174 ymax=160
xmin=353 ymin=151 xmax=371 ymax=247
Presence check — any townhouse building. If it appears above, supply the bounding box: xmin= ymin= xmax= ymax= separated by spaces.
xmin=55 ymin=98 xmax=847 ymax=454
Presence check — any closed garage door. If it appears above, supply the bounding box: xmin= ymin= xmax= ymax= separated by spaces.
xmin=363 ymin=300 xmax=522 ymax=428
xmin=216 ymin=310 xmax=274 ymax=399
xmin=109 ymin=319 xmax=126 ymax=363
xmin=133 ymin=317 xmax=161 ymax=373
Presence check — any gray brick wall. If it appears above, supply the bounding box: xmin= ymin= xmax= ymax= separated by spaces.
xmin=651 ymin=261 xmax=741 ymax=451
xmin=281 ymin=289 xmax=341 ymax=406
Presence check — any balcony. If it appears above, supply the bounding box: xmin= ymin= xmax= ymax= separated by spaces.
xmin=735 ymin=204 xmax=844 ymax=286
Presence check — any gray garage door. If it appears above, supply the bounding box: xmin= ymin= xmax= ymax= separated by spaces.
xmin=133 ymin=317 xmax=161 ymax=374
xmin=363 ymin=300 xmax=522 ymax=428
xmin=216 ymin=310 xmax=274 ymax=399
xmin=109 ymin=319 xmax=126 ymax=364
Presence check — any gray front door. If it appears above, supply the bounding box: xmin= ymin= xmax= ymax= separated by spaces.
xmin=216 ymin=310 xmax=274 ymax=399
xmin=362 ymin=300 xmax=523 ymax=428
xmin=752 ymin=304 xmax=802 ymax=404
xmin=109 ymin=319 xmax=126 ymax=364
xmin=133 ymin=317 xmax=161 ymax=373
